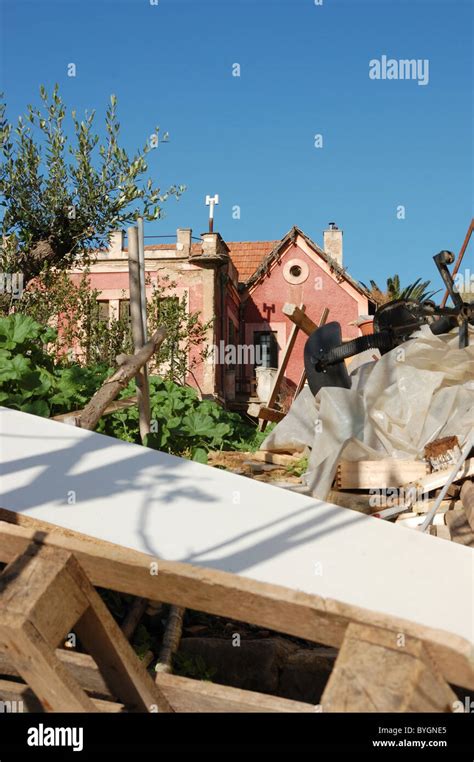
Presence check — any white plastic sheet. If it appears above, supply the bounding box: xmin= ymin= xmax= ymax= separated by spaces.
xmin=262 ymin=326 xmax=474 ymax=499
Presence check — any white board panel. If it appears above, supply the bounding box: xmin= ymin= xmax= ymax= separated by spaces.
xmin=0 ymin=407 xmax=472 ymax=645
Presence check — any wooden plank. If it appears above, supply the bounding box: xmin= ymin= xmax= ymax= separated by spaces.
xmin=0 ymin=678 xmax=124 ymax=713
xmin=154 ymin=672 xmax=314 ymax=713
xmin=258 ymin=304 xmax=305 ymax=431
xmin=460 ymin=480 xmax=474 ymax=532
xmin=0 ymin=543 xmax=172 ymax=713
xmin=0 ymin=545 xmax=89 ymax=646
xmin=0 ymin=517 xmax=472 ymax=691
xmin=0 ymin=616 xmax=96 ymax=712
xmin=335 ymin=459 xmax=429 ymax=490
xmin=445 ymin=509 xmax=474 ymax=548
xmin=0 ymin=407 xmax=473 ymax=690
xmin=66 ymin=555 xmax=173 ymax=713
xmin=406 ymin=458 xmax=474 ymax=494
xmin=322 ymin=623 xmax=458 ymax=712
xmin=282 ymin=303 xmax=317 ymax=336
xmin=252 ymin=452 xmax=302 ymax=466
xmin=293 ymin=307 xmax=329 ymax=399
xmin=257 ymin=406 xmax=285 ymax=423
xmin=0 ymin=651 xmax=314 ymax=713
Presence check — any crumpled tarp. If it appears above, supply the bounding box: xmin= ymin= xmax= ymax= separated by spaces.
xmin=261 ymin=326 xmax=474 ymax=499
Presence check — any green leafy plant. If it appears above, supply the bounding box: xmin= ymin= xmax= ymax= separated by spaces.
xmin=172 ymin=652 xmax=216 ymax=682
xmin=0 ymin=313 xmax=109 ymax=416
xmin=361 ymin=274 xmax=440 ymax=306
xmin=0 ymin=313 xmax=57 ymax=416
xmin=98 ymin=377 xmax=267 ymax=462
xmin=0 ymin=313 xmax=270 ymax=461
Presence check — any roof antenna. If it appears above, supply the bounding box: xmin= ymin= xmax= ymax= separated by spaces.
xmin=205 ymin=194 xmax=219 ymax=232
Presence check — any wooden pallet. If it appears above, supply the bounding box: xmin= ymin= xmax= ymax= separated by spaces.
xmin=0 ymin=515 xmax=469 ymax=712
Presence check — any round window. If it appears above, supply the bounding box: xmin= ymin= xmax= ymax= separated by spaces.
xmin=283 ymin=258 xmax=309 ymax=285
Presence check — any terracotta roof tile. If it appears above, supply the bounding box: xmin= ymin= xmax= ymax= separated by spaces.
xmin=225 ymin=241 xmax=280 ymax=281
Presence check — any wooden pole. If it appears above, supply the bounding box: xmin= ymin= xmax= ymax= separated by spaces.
xmin=440 ymin=218 xmax=474 ymax=308
xmin=137 ymin=217 xmax=148 ymax=343
xmin=128 ymin=226 xmax=151 ymax=442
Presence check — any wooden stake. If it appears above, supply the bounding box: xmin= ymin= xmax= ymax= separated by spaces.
xmin=155 ymin=605 xmax=185 ymax=675
xmin=128 ymin=226 xmax=151 ymax=442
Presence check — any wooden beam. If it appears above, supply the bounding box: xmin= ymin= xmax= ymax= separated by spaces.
xmin=293 ymin=307 xmax=330 ymax=399
xmin=0 ymin=678 xmax=124 ymax=713
xmin=258 ymin=304 xmax=305 ymax=432
xmin=282 ymin=303 xmax=318 ymax=336
xmin=0 ymin=516 xmax=471 ymax=691
xmin=257 ymin=406 xmax=285 ymax=423
xmin=440 ymin=218 xmax=474 ymax=308
xmin=335 ymin=459 xmax=429 ymax=490
xmin=0 ymin=543 xmax=172 ymax=713
xmin=460 ymin=480 xmax=474 ymax=532
xmin=0 ymin=651 xmax=314 ymax=713
xmin=321 ymin=623 xmax=458 ymax=712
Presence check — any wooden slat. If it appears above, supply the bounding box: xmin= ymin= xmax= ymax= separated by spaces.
xmin=293 ymin=307 xmax=330 ymax=399
xmin=258 ymin=406 xmax=285 ymax=423
xmin=258 ymin=304 xmax=305 ymax=431
xmin=0 ymin=516 xmax=471 ymax=691
xmin=0 ymin=650 xmax=314 ymax=713
xmin=282 ymin=303 xmax=318 ymax=336
xmin=0 ymin=617 xmax=96 ymax=712
xmin=460 ymin=480 xmax=474 ymax=532
xmin=0 ymin=678 xmax=124 ymax=713
xmin=335 ymin=459 xmax=429 ymax=490
xmin=154 ymin=672 xmax=314 ymax=713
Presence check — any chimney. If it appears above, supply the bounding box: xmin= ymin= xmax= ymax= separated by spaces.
xmin=200 ymin=232 xmax=229 ymax=260
xmin=176 ymin=228 xmax=192 ymax=257
xmin=323 ymin=222 xmax=343 ymax=266
xmin=108 ymin=230 xmax=124 ymax=257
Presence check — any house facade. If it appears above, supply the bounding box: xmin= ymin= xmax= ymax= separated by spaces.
xmin=71 ymin=223 xmax=371 ymax=404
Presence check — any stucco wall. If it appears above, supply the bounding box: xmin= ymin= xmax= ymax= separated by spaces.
xmin=241 ymin=241 xmax=368 ymax=390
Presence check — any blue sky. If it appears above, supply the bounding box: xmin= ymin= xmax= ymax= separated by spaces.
xmin=1 ymin=0 xmax=472 ymax=289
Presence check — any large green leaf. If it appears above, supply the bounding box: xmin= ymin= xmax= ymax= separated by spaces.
xmin=0 ymin=314 xmax=40 ymax=349
xmin=20 ymin=399 xmax=50 ymax=417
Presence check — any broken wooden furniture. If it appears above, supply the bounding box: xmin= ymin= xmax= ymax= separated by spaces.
xmin=0 ymin=542 xmax=171 ymax=713
xmin=0 ymin=407 xmax=472 ymax=711
xmin=0 ymin=517 xmax=466 ymax=713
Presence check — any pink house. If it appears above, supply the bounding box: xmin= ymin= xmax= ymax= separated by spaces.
xmin=71 ymin=223 xmax=372 ymax=406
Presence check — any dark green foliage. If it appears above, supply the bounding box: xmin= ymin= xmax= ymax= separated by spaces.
xmin=0 ymin=314 xmax=267 ymax=461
